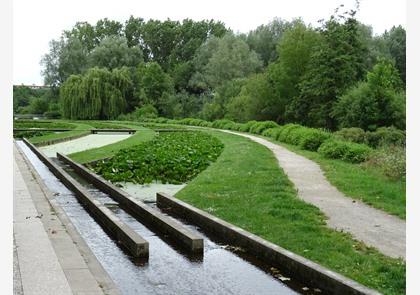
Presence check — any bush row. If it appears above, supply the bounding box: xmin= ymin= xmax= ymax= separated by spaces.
xmin=334 ymin=127 xmax=405 ymax=148
xmin=135 ymin=117 xmax=402 ymax=163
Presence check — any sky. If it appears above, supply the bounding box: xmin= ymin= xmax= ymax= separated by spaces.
xmin=13 ymin=0 xmax=406 ymax=85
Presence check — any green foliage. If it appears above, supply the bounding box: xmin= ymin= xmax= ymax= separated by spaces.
xmin=134 ymin=104 xmax=158 ymax=119
xmin=249 ymin=121 xmax=279 ymax=134
xmin=365 ymin=127 xmax=405 ymax=148
xmin=13 ymin=120 xmax=75 ymax=129
xmin=246 ymin=18 xmax=291 ymax=66
xmin=136 ymin=62 xmax=174 ymax=114
xmin=93 ymin=131 xmax=224 ymax=184
xmin=226 ymin=73 xmax=278 ymax=122
xmin=364 ymin=146 xmax=406 ymax=181
xmin=292 ymin=128 xmax=332 ymax=151
xmin=88 ymin=36 xmax=143 ymax=70
xmin=190 ymin=34 xmax=262 ymax=90
xmin=238 ymin=120 xmax=258 ymax=132
xmin=267 ymin=20 xmax=321 ymax=123
xmin=13 ymin=130 xmax=53 ymax=138
xmin=28 ymin=97 xmax=49 ymax=114
xmin=318 ymin=139 xmax=372 ymax=163
xmin=295 ymin=12 xmax=368 ymax=129
xmin=211 ymin=119 xmax=236 ymax=129
xmin=334 ymin=128 xmax=366 ymax=144
xmin=60 ymin=67 xmax=129 ymax=119
xmin=333 ymin=59 xmax=405 ymax=130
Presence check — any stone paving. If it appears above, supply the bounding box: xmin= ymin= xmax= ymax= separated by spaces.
xmin=13 ymin=142 xmax=120 ymax=295
xmin=222 ymin=130 xmax=406 ymax=260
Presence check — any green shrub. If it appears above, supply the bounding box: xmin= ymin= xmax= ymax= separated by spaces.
xmin=238 ymin=120 xmax=258 ymax=132
xmin=43 ymin=111 xmax=62 ymax=119
xmin=365 ymin=127 xmax=405 ymax=148
xmin=276 ymin=124 xmax=302 ymax=142
xmin=334 ymin=128 xmax=366 ymax=144
xmin=230 ymin=123 xmax=245 ymax=131
xmin=364 ymin=145 xmax=406 ymax=180
xmin=262 ymin=128 xmax=278 ymax=138
xmin=294 ymin=128 xmax=332 ymax=151
xmin=135 ymin=104 xmax=158 ymax=119
xmin=318 ymin=139 xmax=373 ymax=163
xmin=249 ymin=121 xmax=279 ymax=134
xmin=211 ymin=119 xmax=235 ymax=129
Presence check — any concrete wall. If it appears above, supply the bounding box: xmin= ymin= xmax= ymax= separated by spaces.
xmin=22 ymin=138 xmax=149 ymax=258
xmin=58 ymin=153 xmax=204 ymax=254
xmin=156 ymin=192 xmax=381 ymax=295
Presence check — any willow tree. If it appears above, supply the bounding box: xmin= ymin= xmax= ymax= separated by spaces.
xmin=60 ymin=67 xmax=130 ymax=119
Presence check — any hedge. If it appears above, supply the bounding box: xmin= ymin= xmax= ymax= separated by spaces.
xmin=318 ymin=139 xmax=373 ymax=163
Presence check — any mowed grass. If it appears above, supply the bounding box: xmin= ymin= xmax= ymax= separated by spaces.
xmin=69 ymin=124 xmax=156 ymax=164
xmin=28 ymin=121 xmax=93 ymax=145
xmin=176 ymin=130 xmax=405 ymax=295
xmin=266 ymin=140 xmax=406 ymax=219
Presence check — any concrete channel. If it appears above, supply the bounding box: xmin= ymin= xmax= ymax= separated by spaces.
xmin=57 ymin=152 xmax=204 ymax=254
xmin=22 ymin=138 xmax=149 ymax=258
xmin=16 ymin=139 xmax=313 ymax=295
xmin=16 ymin=135 xmax=381 ymax=295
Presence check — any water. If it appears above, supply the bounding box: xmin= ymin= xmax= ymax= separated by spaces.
xmin=116 ymin=182 xmax=186 ymax=203
xmin=39 ymin=133 xmax=131 ymax=157
xmin=17 ymin=140 xmax=314 ymax=295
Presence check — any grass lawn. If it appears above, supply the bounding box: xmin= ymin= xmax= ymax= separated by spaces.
xmin=261 ymin=138 xmax=406 ymax=219
xmin=175 ymin=130 xmax=405 ymax=295
xmin=28 ymin=121 xmax=93 ymax=145
xmin=68 ymin=124 xmax=156 ymax=164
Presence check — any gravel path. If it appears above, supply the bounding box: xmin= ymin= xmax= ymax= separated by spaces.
xmin=222 ymin=130 xmax=406 ymax=260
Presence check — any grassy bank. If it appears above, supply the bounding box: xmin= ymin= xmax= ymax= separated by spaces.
xmin=28 ymin=122 xmax=93 ymax=145
xmin=69 ymin=125 xmax=156 ymax=164
xmin=176 ymin=130 xmax=405 ymax=295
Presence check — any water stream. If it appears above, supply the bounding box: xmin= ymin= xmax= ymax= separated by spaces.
xmin=16 ymin=140 xmax=316 ymax=295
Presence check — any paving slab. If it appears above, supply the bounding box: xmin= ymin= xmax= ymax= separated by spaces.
xmin=221 ymin=130 xmax=406 ymax=260
xmin=14 ymin=142 xmax=120 ymax=295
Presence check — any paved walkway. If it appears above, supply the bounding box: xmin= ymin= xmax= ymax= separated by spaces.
xmin=14 ymin=143 xmax=120 ymax=295
xmin=222 ymin=130 xmax=406 ymax=260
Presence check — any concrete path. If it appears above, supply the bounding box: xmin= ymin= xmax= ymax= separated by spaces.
xmin=14 ymin=143 xmax=119 ymax=295
xmin=222 ymin=130 xmax=406 ymax=260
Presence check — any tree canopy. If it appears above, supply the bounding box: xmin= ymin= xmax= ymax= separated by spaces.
xmin=32 ymin=10 xmax=405 ymax=132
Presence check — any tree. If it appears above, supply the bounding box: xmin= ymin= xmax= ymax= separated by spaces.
xmin=293 ymin=9 xmax=369 ymax=129
xmin=384 ymin=26 xmax=406 ymax=82
xmin=267 ymin=20 xmax=321 ymax=123
xmin=41 ymin=36 xmax=88 ymax=86
xmin=333 ymin=59 xmax=405 ymax=130
xmin=60 ymin=67 xmax=129 ymax=119
xmin=94 ymin=18 xmax=123 ymax=43
xmin=136 ymin=62 xmax=174 ymax=114
xmin=190 ymin=34 xmax=262 ymax=91
xmin=226 ymin=73 xmax=276 ymax=122
xmin=64 ymin=22 xmax=97 ymax=51
xmin=88 ymin=36 xmax=143 ymax=70
xmin=246 ymin=18 xmax=291 ymax=66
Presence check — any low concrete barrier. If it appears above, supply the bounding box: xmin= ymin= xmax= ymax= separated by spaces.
xmin=57 ymin=153 xmax=204 ymax=254
xmin=22 ymin=138 xmax=149 ymax=258
xmin=91 ymin=128 xmax=136 ymax=134
xmin=14 ymin=128 xmax=74 ymax=132
xmin=156 ymin=192 xmax=381 ymax=295
xmin=33 ymin=132 xmax=91 ymax=147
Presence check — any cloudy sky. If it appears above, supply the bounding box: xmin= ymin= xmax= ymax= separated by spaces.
xmin=13 ymin=0 xmax=406 ymax=85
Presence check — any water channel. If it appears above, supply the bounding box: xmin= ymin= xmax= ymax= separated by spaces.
xmin=17 ymin=138 xmax=315 ymax=295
